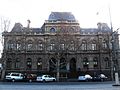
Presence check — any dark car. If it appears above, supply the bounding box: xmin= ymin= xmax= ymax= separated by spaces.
xmin=92 ymin=74 xmax=108 ymax=82
xmin=24 ymin=73 xmax=37 ymax=82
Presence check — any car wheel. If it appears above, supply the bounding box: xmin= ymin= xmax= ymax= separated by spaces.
xmin=85 ymin=79 xmax=88 ymax=82
xmin=43 ymin=79 xmax=46 ymax=83
xmin=101 ymin=78 xmax=104 ymax=82
xmin=29 ymin=79 xmax=32 ymax=82
xmin=53 ymin=79 xmax=55 ymax=82
xmin=12 ymin=79 xmax=15 ymax=82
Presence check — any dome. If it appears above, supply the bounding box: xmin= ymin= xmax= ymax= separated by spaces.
xmin=48 ymin=12 xmax=76 ymax=21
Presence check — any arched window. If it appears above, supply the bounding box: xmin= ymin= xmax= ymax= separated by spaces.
xmin=90 ymin=40 xmax=97 ymax=50
xmin=83 ymin=57 xmax=89 ymax=69
xmin=93 ymin=57 xmax=98 ymax=69
xmin=104 ymin=57 xmax=110 ymax=68
xmin=60 ymin=43 xmax=65 ymax=50
xmin=37 ymin=40 xmax=44 ymax=51
xmin=69 ymin=41 xmax=75 ymax=51
xmin=50 ymin=27 xmax=56 ymax=33
xmin=70 ymin=58 xmax=76 ymax=71
xmin=50 ymin=43 xmax=55 ymax=51
xmin=27 ymin=40 xmax=33 ymax=50
xmin=81 ymin=40 xmax=87 ymax=50
xmin=16 ymin=41 xmax=21 ymax=50
xmin=60 ymin=58 xmax=66 ymax=70
xmin=47 ymin=40 xmax=55 ymax=51
xmin=102 ymin=39 xmax=107 ymax=49
xmin=37 ymin=58 xmax=42 ymax=70
xmin=7 ymin=40 xmax=14 ymax=50
xmin=15 ymin=58 xmax=20 ymax=69
xmin=26 ymin=58 xmax=32 ymax=70
xmin=6 ymin=58 xmax=12 ymax=69
xmin=49 ymin=58 xmax=57 ymax=71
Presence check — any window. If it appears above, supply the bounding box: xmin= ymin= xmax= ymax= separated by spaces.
xmin=93 ymin=57 xmax=98 ymax=69
xmin=16 ymin=42 xmax=21 ymax=50
xmin=37 ymin=58 xmax=42 ymax=70
xmin=104 ymin=57 xmax=110 ymax=69
xmin=81 ymin=40 xmax=87 ymax=50
xmin=60 ymin=58 xmax=66 ymax=70
xmin=27 ymin=40 xmax=33 ymax=50
xmin=91 ymin=43 xmax=96 ymax=50
xmin=102 ymin=40 xmax=107 ymax=49
xmin=69 ymin=41 xmax=75 ymax=51
xmin=83 ymin=57 xmax=89 ymax=69
xmin=15 ymin=58 xmax=20 ymax=69
xmin=37 ymin=40 xmax=44 ymax=51
xmin=6 ymin=58 xmax=12 ymax=69
xmin=50 ymin=43 xmax=55 ymax=51
xmin=7 ymin=40 xmax=14 ymax=50
xmin=26 ymin=58 xmax=32 ymax=70
xmin=50 ymin=27 xmax=56 ymax=33
xmin=49 ymin=58 xmax=56 ymax=71
xmin=38 ymin=43 xmax=43 ymax=50
xmin=60 ymin=43 xmax=65 ymax=50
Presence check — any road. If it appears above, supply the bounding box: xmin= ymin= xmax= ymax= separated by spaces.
xmin=0 ymin=81 xmax=120 ymax=90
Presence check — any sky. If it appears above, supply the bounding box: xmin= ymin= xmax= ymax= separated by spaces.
xmin=0 ymin=0 xmax=120 ymax=57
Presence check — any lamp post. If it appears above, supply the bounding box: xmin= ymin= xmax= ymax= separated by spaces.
xmin=112 ymin=30 xmax=120 ymax=86
xmin=108 ymin=5 xmax=120 ymax=86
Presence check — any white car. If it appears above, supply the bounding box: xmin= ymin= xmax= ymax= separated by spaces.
xmin=78 ymin=74 xmax=92 ymax=81
xmin=36 ymin=75 xmax=56 ymax=82
xmin=5 ymin=72 xmax=24 ymax=82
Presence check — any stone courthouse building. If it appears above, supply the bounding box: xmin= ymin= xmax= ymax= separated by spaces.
xmin=1 ymin=12 xmax=119 ymax=79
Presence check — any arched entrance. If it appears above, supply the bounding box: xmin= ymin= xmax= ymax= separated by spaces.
xmin=69 ymin=58 xmax=77 ymax=78
xmin=49 ymin=58 xmax=57 ymax=72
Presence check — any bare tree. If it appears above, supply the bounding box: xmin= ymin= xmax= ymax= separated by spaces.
xmin=49 ymin=24 xmax=79 ymax=81
xmin=0 ymin=17 xmax=10 ymax=80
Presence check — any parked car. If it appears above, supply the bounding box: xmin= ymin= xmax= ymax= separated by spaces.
xmin=5 ymin=72 xmax=24 ymax=82
xmin=24 ymin=73 xmax=37 ymax=82
xmin=78 ymin=74 xmax=92 ymax=81
xmin=92 ymin=74 xmax=108 ymax=82
xmin=36 ymin=75 xmax=56 ymax=82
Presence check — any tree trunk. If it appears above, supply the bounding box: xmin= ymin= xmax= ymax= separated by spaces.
xmin=56 ymin=59 xmax=60 ymax=82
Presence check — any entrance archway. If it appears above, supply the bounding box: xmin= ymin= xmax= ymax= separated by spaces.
xmin=70 ymin=58 xmax=76 ymax=71
xmin=69 ymin=58 xmax=77 ymax=78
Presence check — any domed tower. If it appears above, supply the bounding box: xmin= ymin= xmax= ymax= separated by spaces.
xmin=43 ymin=12 xmax=80 ymax=34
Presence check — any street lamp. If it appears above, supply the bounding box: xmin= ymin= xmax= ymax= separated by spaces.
xmin=112 ymin=30 xmax=120 ymax=86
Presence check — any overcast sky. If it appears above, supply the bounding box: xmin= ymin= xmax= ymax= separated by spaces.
xmin=0 ymin=0 xmax=120 ymax=29
xmin=0 ymin=0 xmax=120 ymax=56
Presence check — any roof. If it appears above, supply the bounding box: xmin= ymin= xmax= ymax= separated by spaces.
xmin=48 ymin=12 xmax=76 ymax=21
xmin=80 ymin=28 xmax=98 ymax=34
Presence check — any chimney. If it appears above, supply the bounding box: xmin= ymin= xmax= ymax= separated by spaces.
xmin=27 ymin=19 xmax=31 ymax=28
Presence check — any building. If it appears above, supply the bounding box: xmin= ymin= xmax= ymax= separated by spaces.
xmin=1 ymin=12 xmax=119 ymax=80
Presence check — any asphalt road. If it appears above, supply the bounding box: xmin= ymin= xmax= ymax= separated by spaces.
xmin=0 ymin=81 xmax=120 ymax=90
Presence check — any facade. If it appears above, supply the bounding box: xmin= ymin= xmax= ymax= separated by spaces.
xmin=1 ymin=12 xmax=120 ymax=79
